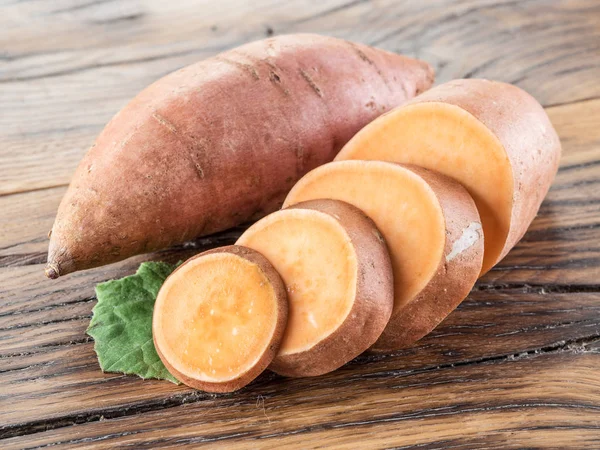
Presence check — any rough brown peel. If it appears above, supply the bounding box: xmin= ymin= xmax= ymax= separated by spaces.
xmin=46 ymin=34 xmax=434 ymax=278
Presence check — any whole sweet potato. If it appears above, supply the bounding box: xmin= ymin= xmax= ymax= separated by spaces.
xmin=46 ymin=34 xmax=433 ymax=278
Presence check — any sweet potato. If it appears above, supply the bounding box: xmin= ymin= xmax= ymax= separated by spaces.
xmin=283 ymin=161 xmax=483 ymax=352
xmin=153 ymin=245 xmax=288 ymax=393
xmin=236 ymin=199 xmax=393 ymax=376
xmin=45 ymin=34 xmax=434 ymax=279
xmin=336 ymin=79 xmax=561 ymax=274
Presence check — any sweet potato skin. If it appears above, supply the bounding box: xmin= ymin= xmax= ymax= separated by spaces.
xmin=46 ymin=34 xmax=434 ymax=278
xmin=371 ymin=164 xmax=483 ymax=352
xmin=240 ymin=199 xmax=394 ymax=377
xmin=398 ymin=79 xmax=561 ymax=264
xmin=153 ymin=245 xmax=288 ymax=393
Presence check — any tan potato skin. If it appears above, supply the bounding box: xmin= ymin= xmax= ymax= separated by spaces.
xmin=153 ymin=245 xmax=288 ymax=393
xmin=263 ymin=199 xmax=394 ymax=377
xmin=399 ymin=79 xmax=561 ymax=264
xmin=371 ymin=165 xmax=484 ymax=353
xmin=46 ymin=34 xmax=434 ymax=278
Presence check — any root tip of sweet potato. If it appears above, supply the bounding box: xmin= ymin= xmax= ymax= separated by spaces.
xmin=45 ymin=263 xmax=60 ymax=279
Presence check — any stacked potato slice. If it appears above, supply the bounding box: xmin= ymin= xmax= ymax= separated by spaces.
xmin=153 ymin=78 xmax=560 ymax=392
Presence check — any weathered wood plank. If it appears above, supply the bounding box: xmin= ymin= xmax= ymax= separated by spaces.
xmin=1 ymin=0 xmax=599 ymax=195
xmin=0 ymin=298 xmax=92 ymax=332
xmin=3 ymin=351 xmax=599 ymax=448
xmin=0 ymin=227 xmax=243 ymax=321
xmin=0 ymin=317 xmax=89 ymax=357
xmin=0 ymin=186 xmax=62 ymax=267
xmin=0 ymin=259 xmax=144 ymax=318
xmin=1 ymin=288 xmax=599 ymax=432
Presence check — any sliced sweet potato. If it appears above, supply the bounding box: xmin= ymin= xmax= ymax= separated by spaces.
xmin=283 ymin=161 xmax=483 ymax=352
xmin=46 ymin=33 xmax=434 ymax=278
xmin=336 ymin=79 xmax=561 ymax=274
xmin=236 ymin=199 xmax=393 ymax=376
xmin=153 ymin=245 xmax=287 ymax=392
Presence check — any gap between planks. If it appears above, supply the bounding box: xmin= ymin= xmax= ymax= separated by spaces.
xmin=1 ymin=333 xmax=599 ymax=441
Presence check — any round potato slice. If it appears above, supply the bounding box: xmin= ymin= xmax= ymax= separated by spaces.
xmin=283 ymin=161 xmax=483 ymax=352
xmin=237 ymin=199 xmax=393 ymax=376
xmin=153 ymin=245 xmax=288 ymax=393
xmin=336 ymin=79 xmax=561 ymax=274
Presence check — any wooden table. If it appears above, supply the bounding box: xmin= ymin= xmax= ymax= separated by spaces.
xmin=1 ymin=0 xmax=599 ymax=448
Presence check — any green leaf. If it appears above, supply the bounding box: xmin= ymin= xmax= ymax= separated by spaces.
xmin=87 ymin=261 xmax=180 ymax=384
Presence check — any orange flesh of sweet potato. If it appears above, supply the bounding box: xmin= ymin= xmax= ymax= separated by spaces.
xmin=283 ymin=161 xmax=483 ymax=351
xmin=153 ymin=246 xmax=287 ymax=392
xmin=284 ymin=162 xmax=444 ymax=314
xmin=336 ymin=79 xmax=561 ymax=274
xmin=239 ymin=209 xmax=356 ymax=354
xmin=46 ymin=34 xmax=434 ymax=279
xmin=237 ymin=200 xmax=393 ymax=376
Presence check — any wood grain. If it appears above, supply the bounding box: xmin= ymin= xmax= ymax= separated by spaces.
xmin=1 ymin=288 xmax=599 ymax=435
xmin=3 ymin=352 xmax=599 ymax=449
xmin=1 ymin=0 xmax=599 ymax=195
xmin=1 ymin=0 xmax=600 ymax=447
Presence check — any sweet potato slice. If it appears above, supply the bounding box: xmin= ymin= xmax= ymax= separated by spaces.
xmin=236 ymin=199 xmax=393 ymax=376
xmin=46 ymin=33 xmax=434 ymax=278
xmin=283 ymin=161 xmax=483 ymax=352
xmin=153 ymin=246 xmax=287 ymax=392
xmin=336 ymin=79 xmax=561 ymax=274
